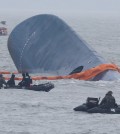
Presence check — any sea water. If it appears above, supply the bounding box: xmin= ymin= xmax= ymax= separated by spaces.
xmin=0 ymin=14 xmax=120 ymax=134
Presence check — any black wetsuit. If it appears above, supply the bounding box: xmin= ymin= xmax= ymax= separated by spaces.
xmin=23 ymin=77 xmax=32 ymax=87
xmin=99 ymin=94 xmax=116 ymax=109
xmin=0 ymin=77 xmax=7 ymax=88
xmin=7 ymin=77 xmax=15 ymax=87
xmin=18 ymin=74 xmax=32 ymax=88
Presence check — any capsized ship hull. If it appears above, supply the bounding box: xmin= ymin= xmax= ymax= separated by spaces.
xmin=7 ymin=14 xmax=120 ymax=81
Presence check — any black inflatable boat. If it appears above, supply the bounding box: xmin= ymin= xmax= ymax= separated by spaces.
xmin=73 ymin=97 xmax=120 ymax=114
xmin=4 ymin=82 xmax=54 ymax=92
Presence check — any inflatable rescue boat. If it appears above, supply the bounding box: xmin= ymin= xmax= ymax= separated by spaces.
xmin=4 ymin=82 xmax=54 ymax=92
xmin=73 ymin=97 xmax=120 ymax=114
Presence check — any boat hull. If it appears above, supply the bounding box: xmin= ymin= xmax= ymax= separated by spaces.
xmin=7 ymin=14 xmax=120 ymax=80
xmin=4 ymin=82 xmax=54 ymax=92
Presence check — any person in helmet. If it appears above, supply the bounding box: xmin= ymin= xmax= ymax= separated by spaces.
xmin=0 ymin=74 xmax=7 ymax=89
xmin=99 ymin=91 xmax=117 ymax=109
xmin=7 ymin=73 xmax=15 ymax=87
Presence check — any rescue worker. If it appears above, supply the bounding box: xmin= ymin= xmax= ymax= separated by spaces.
xmin=24 ymin=73 xmax=32 ymax=87
xmin=18 ymin=73 xmax=26 ymax=87
xmin=99 ymin=91 xmax=117 ymax=109
xmin=0 ymin=74 xmax=7 ymax=89
xmin=7 ymin=73 xmax=15 ymax=87
xmin=18 ymin=73 xmax=32 ymax=88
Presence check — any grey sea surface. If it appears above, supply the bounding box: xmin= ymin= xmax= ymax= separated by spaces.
xmin=0 ymin=14 xmax=120 ymax=134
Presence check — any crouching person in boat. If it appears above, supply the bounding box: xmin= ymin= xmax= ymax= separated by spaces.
xmin=18 ymin=73 xmax=32 ymax=88
xmin=18 ymin=73 xmax=26 ymax=87
xmin=0 ymin=74 xmax=7 ymax=89
xmin=24 ymin=73 xmax=32 ymax=88
xmin=7 ymin=73 xmax=15 ymax=87
xmin=99 ymin=91 xmax=118 ymax=109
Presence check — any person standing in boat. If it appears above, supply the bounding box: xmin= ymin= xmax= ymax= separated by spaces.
xmin=99 ymin=91 xmax=117 ymax=109
xmin=0 ymin=74 xmax=7 ymax=89
xmin=7 ymin=73 xmax=15 ymax=87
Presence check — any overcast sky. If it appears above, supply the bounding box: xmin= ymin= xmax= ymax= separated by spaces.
xmin=0 ymin=0 xmax=120 ymax=16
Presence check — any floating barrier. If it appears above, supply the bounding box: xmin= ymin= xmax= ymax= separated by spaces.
xmin=1 ymin=64 xmax=120 ymax=81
